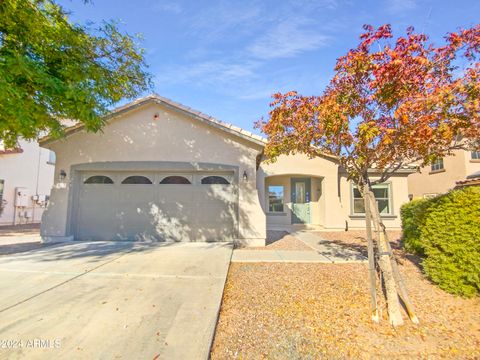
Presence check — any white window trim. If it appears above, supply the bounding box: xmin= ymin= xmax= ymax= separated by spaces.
xmin=430 ymin=158 xmax=444 ymax=172
xmin=267 ymin=185 xmax=285 ymax=214
xmin=350 ymin=182 xmax=394 ymax=217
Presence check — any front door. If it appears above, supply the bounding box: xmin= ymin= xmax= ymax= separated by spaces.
xmin=291 ymin=178 xmax=311 ymax=224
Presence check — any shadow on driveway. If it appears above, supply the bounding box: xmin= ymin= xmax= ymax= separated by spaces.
xmin=0 ymin=240 xmax=233 ymax=359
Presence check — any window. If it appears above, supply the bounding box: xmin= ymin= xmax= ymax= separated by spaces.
xmin=121 ymin=176 xmax=152 ymax=184
xmin=201 ymin=176 xmax=230 ymax=185
xmin=352 ymin=184 xmax=391 ymax=215
xmin=84 ymin=176 xmax=114 ymax=184
xmin=431 ymin=158 xmax=444 ymax=172
xmin=48 ymin=151 xmax=56 ymax=164
xmin=160 ymin=176 xmax=191 ymax=184
xmin=268 ymin=185 xmax=284 ymax=213
xmin=472 ymin=150 xmax=480 ymax=160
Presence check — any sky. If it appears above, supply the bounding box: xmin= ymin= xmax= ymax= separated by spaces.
xmin=58 ymin=0 xmax=480 ymax=134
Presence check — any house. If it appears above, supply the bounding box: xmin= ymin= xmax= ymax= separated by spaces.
xmin=0 ymin=140 xmax=55 ymax=226
xmin=455 ymin=171 xmax=480 ymax=188
xmin=39 ymin=95 xmax=415 ymax=246
xmin=408 ymin=149 xmax=480 ymax=199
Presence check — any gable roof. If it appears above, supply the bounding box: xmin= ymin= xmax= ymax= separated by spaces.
xmin=39 ymin=94 xmax=266 ymax=147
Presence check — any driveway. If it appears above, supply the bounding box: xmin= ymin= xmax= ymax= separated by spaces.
xmin=0 ymin=240 xmax=232 ymax=359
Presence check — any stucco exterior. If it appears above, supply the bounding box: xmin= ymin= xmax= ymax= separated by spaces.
xmin=39 ymin=95 xmax=414 ymax=245
xmin=40 ymin=97 xmax=266 ymax=245
xmin=0 ymin=140 xmax=54 ymax=225
xmin=258 ymin=154 xmax=411 ymax=230
xmin=408 ymin=149 xmax=480 ymax=199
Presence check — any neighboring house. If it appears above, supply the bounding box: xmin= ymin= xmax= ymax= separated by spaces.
xmin=408 ymin=149 xmax=480 ymax=199
xmin=0 ymin=140 xmax=55 ymax=226
xmin=39 ymin=94 xmax=415 ymax=246
xmin=455 ymin=171 xmax=480 ymax=188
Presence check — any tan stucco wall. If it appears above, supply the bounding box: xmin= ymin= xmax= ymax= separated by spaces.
xmin=407 ymin=149 xmax=470 ymax=199
xmin=465 ymin=151 xmax=480 ymax=176
xmin=41 ymin=102 xmax=266 ymax=243
xmin=0 ymin=140 xmax=54 ymax=225
xmin=259 ymin=154 xmax=410 ymax=229
xmin=264 ymin=175 xmax=324 ymax=226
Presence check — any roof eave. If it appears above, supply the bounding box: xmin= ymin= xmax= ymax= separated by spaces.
xmin=39 ymin=95 xmax=266 ymax=148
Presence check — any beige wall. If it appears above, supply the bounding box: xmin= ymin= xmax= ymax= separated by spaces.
xmin=407 ymin=149 xmax=476 ymax=199
xmin=0 ymin=140 xmax=54 ymax=225
xmin=40 ymin=99 xmax=415 ymax=240
xmin=259 ymin=154 xmax=411 ymax=229
xmin=263 ymin=175 xmax=325 ymax=227
xmin=465 ymin=150 xmax=480 ymax=176
xmin=41 ymin=102 xmax=266 ymax=244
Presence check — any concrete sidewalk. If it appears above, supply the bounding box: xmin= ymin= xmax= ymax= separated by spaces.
xmin=293 ymin=231 xmax=367 ymax=262
xmin=232 ymin=231 xmax=367 ymax=264
xmin=232 ymin=249 xmax=366 ymax=263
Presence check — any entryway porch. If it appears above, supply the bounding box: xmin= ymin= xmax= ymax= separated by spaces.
xmin=264 ymin=174 xmax=325 ymax=230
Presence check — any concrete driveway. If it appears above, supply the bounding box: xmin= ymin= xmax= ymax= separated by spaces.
xmin=0 ymin=240 xmax=232 ymax=359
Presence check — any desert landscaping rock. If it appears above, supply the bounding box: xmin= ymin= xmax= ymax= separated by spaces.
xmin=211 ymin=232 xmax=480 ymax=359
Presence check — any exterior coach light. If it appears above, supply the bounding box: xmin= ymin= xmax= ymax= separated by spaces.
xmin=243 ymin=170 xmax=248 ymax=181
xmin=59 ymin=169 xmax=67 ymax=182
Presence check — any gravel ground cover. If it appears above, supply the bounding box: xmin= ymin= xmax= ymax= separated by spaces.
xmin=212 ymin=231 xmax=480 ymax=359
xmin=312 ymin=230 xmax=403 ymax=256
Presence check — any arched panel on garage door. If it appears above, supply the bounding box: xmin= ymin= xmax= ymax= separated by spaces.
xmin=121 ymin=175 xmax=153 ymax=184
xmin=201 ymin=176 xmax=230 ymax=185
xmin=160 ymin=176 xmax=191 ymax=184
xmin=84 ymin=175 xmax=114 ymax=184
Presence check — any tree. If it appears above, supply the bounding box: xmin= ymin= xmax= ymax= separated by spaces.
xmin=257 ymin=24 xmax=480 ymax=326
xmin=0 ymin=0 xmax=152 ymax=147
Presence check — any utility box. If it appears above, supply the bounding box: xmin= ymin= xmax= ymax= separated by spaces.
xmin=14 ymin=187 xmax=29 ymax=207
xmin=32 ymin=194 xmax=49 ymax=207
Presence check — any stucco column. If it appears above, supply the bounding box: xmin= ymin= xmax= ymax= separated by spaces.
xmin=237 ymin=167 xmax=266 ymax=246
xmin=40 ymin=182 xmax=73 ymax=243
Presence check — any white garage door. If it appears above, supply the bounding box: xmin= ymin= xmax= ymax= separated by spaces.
xmin=74 ymin=171 xmax=237 ymax=241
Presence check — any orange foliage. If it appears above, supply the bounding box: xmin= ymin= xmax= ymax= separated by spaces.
xmin=257 ymin=24 xmax=480 ymax=184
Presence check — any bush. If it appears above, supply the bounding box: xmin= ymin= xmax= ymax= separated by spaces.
xmin=421 ymin=187 xmax=480 ymax=297
xmin=400 ymin=198 xmax=432 ymax=255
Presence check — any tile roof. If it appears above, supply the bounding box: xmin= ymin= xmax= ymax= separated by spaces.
xmin=455 ymin=171 xmax=480 ymax=188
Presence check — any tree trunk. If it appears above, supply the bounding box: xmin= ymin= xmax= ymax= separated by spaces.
xmin=363 ymin=188 xmax=379 ymax=322
xmin=364 ymin=188 xmax=404 ymax=327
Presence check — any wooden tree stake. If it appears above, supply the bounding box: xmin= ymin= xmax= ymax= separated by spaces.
xmin=363 ymin=187 xmax=379 ymax=322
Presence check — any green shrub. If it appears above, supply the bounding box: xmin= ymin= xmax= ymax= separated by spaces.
xmin=421 ymin=187 xmax=480 ymax=297
xmin=400 ymin=197 xmax=432 ymax=255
